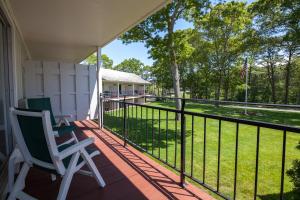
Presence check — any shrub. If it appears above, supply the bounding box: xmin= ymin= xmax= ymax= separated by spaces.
xmin=287 ymin=142 xmax=300 ymax=194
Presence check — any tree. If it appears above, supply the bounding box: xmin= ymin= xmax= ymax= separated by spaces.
xmin=195 ymin=1 xmax=252 ymax=101
xmin=114 ymin=58 xmax=144 ymax=76
xmin=251 ymin=0 xmax=300 ymax=103
xmin=120 ymin=0 xmax=209 ymax=112
xmin=85 ymin=53 xmax=113 ymax=69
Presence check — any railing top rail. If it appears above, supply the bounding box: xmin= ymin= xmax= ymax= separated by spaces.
xmin=145 ymin=95 xmax=300 ymax=109
xmin=123 ymin=101 xmax=181 ymax=113
xmin=102 ymin=98 xmax=300 ymax=133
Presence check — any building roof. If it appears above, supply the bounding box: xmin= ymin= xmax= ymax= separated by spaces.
xmin=102 ymin=68 xmax=151 ymax=85
xmin=9 ymin=0 xmax=170 ymax=62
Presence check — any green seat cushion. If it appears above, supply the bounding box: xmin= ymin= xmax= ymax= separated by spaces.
xmin=53 ymin=125 xmax=76 ymax=137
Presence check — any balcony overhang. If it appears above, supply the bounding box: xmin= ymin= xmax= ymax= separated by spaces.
xmin=8 ymin=0 xmax=170 ymax=62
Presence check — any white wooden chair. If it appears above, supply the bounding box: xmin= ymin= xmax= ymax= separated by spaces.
xmin=7 ymin=108 xmax=106 ymax=200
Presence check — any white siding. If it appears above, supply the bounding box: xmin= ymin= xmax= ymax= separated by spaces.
xmin=24 ymin=60 xmax=99 ymax=121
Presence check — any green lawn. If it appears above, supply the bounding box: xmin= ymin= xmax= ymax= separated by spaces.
xmin=103 ymin=101 xmax=300 ymax=200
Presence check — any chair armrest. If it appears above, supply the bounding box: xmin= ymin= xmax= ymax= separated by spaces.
xmin=57 ymin=138 xmax=76 ymax=148
xmin=55 ymin=138 xmax=94 ymax=160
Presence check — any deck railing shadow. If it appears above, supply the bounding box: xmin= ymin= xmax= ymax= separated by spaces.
xmin=80 ymin=120 xmax=207 ymax=200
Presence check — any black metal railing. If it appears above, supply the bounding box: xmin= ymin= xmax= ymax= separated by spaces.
xmin=100 ymin=96 xmax=300 ymax=200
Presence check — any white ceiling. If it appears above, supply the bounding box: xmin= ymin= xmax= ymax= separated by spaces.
xmin=9 ymin=0 xmax=169 ymax=62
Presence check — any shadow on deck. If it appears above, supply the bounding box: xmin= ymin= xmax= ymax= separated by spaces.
xmin=23 ymin=120 xmax=214 ymax=200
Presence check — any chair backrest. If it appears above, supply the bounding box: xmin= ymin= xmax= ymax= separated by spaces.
xmin=26 ymin=98 xmax=57 ymax=126
xmin=9 ymin=108 xmax=65 ymax=174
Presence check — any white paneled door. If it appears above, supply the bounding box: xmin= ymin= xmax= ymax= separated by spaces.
xmin=24 ymin=61 xmax=99 ymax=121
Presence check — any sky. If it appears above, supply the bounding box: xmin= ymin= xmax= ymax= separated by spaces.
xmin=102 ymin=19 xmax=193 ymax=66
xmin=102 ymin=0 xmax=255 ymax=67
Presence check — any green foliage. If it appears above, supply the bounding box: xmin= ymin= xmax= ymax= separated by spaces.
xmin=144 ymin=0 xmax=300 ymax=104
xmin=287 ymin=159 xmax=300 ymax=194
xmin=85 ymin=53 xmax=113 ymax=69
xmin=114 ymin=58 xmax=145 ymax=76
xmin=120 ymin=0 xmax=210 ymax=109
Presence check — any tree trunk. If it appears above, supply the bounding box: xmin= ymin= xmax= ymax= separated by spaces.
xmin=266 ymin=50 xmax=277 ymax=104
xmin=284 ymin=49 xmax=292 ymax=104
xmin=170 ymin=52 xmax=182 ymax=111
xmin=266 ymin=65 xmax=276 ymax=104
xmin=224 ymin=69 xmax=230 ymax=101
xmin=168 ymin=17 xmax=181 ymax=118
xmin=270 ymin=65 xmax=276 ymax=104
xmin=215 ymin=71 xmax=222 ymax=107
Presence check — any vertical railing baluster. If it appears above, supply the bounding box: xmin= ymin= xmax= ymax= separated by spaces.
xmin=217 ymin=119 xmax=222 ymax=191
xmin=191 ymin=115 xmax=194 ymax=177
xmin=135 ymin=105 xmax=138 ymax=144
xmin=166 ymin=111 xmax=169 ymax=163
xmin=175 ymin=114 xmax=178 ymax=168
xmin=100 ymin=95 xmax=103 ymax=129
xmin=152 ymin=108 xmax=154 ymax=155
xmin=254 ymin=126 xmax=260 ymax=200
xmin=280 ymin=130 xmax=287 ymax=200
xmin=203 ymin=117 xmax=207 ymax=183
xmin=146 ymin=107 xmax=148 ymax=152
xmin=118 ymin=100 xmax=121 ymax=133
xmin=233 ymin=123 xmax=239 ymax=200
xmin=141 ymin=106 xmax=143 ymax=148
xmin=123 ymin=97 xmax=127 ymax=147
xmin=158 ymin=109 xmax=161 ymax=159
xmin=180 ymin=99 xmax=186 ymax=187
xmin=127 ymin=103 xmax=130 ymax=139
xmin=130 ymin=104 xmax=133 ymax=142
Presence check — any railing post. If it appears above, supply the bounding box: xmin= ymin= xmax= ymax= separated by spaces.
xmin=123 ymin=96 xmax=127 ymax=147
xmin=180 ymin=99 xmax=186 ymax=187
xmin=100 ymin=93 xmax=103 ymax=129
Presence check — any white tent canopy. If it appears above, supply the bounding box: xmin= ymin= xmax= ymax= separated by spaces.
xmin=9 ymin=0 xmax=169 ymax=62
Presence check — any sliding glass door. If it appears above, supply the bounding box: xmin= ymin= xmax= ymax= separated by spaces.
xmin=0 ymin=9 xmax=12 ymax=170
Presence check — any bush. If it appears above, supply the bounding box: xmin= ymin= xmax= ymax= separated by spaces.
xmin=287 ymin=142 xmax=300 ymax=194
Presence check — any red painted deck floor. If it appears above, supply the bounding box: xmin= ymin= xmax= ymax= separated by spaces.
xmin=24 ymin=120 xmax=214 ymax=200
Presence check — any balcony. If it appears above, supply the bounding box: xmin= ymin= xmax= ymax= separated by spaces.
xmin=22 ymin=120 xmax=214 ymax=200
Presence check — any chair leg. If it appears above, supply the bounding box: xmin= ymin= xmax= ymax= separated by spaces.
xmin=57 ymin=152 xmax=80 ymax=200
xmin=8 ymin=148 xmax=24 ymax=193
xmin=7 ymin=163 xmax=30 ymax=200
xmin=81 ymin=150 xmax=106 ymax=188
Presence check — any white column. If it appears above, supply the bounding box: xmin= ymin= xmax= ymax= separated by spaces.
xmin=117 ymin=82 xmax=120 ymax=99
xmin=97 ymin=47 xmax=103 ymax=128
xmin=132 ymin=84 xmax=135 ymax=96
xmin=117 ymin=82 xmax=120 ymax=109
xmin=143 ymin=84 xmax=146 ymax=95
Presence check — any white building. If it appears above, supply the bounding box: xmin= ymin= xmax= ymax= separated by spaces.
xmin=102 ymin=68 xmax=151 ymax=98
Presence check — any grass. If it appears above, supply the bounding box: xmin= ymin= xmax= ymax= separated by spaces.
xmin=103 ymin=101 xmax=300 ymax=200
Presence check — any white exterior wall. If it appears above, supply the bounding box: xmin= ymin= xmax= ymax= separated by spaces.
xmin=103 ymin=82 xmax=118 ymax=96
xmin=24 ymin=61 xmax=100 ymax=121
